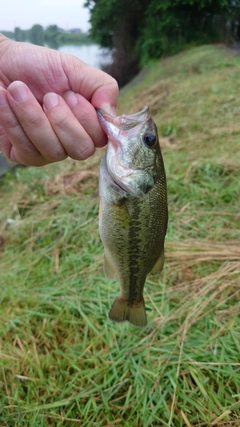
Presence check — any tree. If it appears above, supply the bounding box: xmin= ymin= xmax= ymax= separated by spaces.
xmin=1 ymin=30 xmax=14 ymax=40
xmin=137 ymin=0 xmax=239 ymax=62
xmin=14 ymin=27 xmax=27 ymax=42
xmin=44 ymin=25 xmax=61 ymax=48
xmin=29 ymin=24 xmax=44 ymax=46
xmin=85 ymin=0 xmax=149 ymax=85
xmin=85 ymin=0 xmax=240 ymax=85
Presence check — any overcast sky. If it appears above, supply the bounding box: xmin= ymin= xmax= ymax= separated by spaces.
xmin=0 ymin=0 xmax=91 ymax=32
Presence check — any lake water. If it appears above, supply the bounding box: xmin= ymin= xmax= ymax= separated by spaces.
xmin=57 ymin=44 xmax=112 ymax=69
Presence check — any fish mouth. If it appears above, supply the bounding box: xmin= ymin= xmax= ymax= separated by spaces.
xmin=106 ymin=144 xmax=156 ymax=197
xmin=98 ymin=106 xmax=156 ymax=197
xmin=96 ymin=106 xmax=150 ymax=132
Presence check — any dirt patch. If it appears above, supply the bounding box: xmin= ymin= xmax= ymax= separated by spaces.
xmin=45 ymin=166 xmax=99 ymax=196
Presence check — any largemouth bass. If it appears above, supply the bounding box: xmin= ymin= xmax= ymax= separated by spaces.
xmin=97 ymin=106 xmax=168 ymax=327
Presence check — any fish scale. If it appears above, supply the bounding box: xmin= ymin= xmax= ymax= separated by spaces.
xmin=97 ymin=106 xmax=168 ymax=327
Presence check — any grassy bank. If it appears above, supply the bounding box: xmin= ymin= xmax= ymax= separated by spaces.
xmin=0 ymin=45 xmax=239 ymax=426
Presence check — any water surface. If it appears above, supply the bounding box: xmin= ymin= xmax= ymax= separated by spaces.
xmin=57 ymin=44 xmax=112 ymax=69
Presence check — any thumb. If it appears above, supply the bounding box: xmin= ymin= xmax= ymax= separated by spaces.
xmin=61 ymin=54 xmax=119 ymax=114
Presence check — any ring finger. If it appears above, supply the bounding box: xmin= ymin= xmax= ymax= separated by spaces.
xmin=3 ymin=82 xmax=68 ymax=165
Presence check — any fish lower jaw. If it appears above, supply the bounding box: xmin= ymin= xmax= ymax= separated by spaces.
xmin=110 ymin=172 xmax=148 ymax=197
xmin=109 ymin=166 xmax=155 ymax=197
xmin=112 ymin=176 xmax=129 ymax=194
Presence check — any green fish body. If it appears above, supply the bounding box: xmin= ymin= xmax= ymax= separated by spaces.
xmin=97 ymin=106 xmax=168 ymax=327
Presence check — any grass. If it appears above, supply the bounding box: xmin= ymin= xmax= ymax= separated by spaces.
xmin=0 ymin=44 xmax=240 ymax=426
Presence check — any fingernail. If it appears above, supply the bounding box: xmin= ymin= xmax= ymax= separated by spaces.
xmin=43 ymin=93 xmax=59 ymax=110
xmin=0 ymin=87 xmax=7 ymax=105
xmin=64 ymin=91 xmax=78 ymax=108
xmin=100 ymin=103 xmax=116 ymax=116
xmin=110 ymin=106 xmax=117 ymax=116
xmin=8 ymin=81 xmax=29 ymax=102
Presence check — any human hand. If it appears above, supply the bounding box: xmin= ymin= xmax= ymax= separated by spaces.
xmin=0 ymin=34 xmax=118 ymax=166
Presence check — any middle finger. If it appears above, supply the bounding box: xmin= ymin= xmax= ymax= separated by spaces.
xmin=43 ymin=92 xmax=97 ymax=160
xmin=6 ymin=81 xmax=67 ymax=163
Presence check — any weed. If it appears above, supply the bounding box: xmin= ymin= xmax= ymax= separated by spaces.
xmin=0 ymin=45 xmax=239 ymax=426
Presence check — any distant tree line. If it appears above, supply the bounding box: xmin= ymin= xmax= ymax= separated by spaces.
xmin=1 ymin=25 xmax=91 ymax=48
xmin=85 ymin=0 xmax=240 ymax=86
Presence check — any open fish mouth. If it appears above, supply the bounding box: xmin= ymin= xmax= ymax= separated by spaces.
xmin=96 ymin=106 xmax=150 ymax=131
xmin=98 ymin=105 xmax=157 ymax=197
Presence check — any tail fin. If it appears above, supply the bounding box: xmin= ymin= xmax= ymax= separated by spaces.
xmin=108 ymin=297 xmax=147 ymax=327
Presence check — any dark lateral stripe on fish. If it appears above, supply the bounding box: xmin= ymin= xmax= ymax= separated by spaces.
xmin=127 ymin=201 xmax=146 ymax=305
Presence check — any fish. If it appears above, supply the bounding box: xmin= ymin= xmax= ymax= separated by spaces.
xmin=97 ymin=106 xmax=168 ymax=327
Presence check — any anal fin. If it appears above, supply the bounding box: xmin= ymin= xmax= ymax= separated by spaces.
xmin=103 ymin=251 xmax=116 ymax=280
xmin=150 ymin=248 xmax=165 ymax=275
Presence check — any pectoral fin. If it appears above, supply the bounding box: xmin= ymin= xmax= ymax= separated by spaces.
xmin=150 ymin=248 xmax=165 ymax=275
xmin=103 ymin=251 xmax=116 ymax=280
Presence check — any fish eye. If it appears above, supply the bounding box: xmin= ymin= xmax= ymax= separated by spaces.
xmin=143 ymin=132 xmax=157 ymax=148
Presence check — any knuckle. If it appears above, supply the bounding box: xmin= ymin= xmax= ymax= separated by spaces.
xmin=23 ymin=111 xmax=44 ymax=129
xmin=16 ymin=103 xmax=47 ymax=130
xmin=44 ymin=147 xmax=68 ymax=163
xmin=55 ymin=114 xmax=70 ymax=129
xmin=104 ymin=74 xmax=119 ymax=95
xmin=48 ymin=109 xmax=69 ymax=130
xmin=0 ymin=126 xmax=6 ymax=140
xmin=110 ymin=76 xmax=119 ymax=92
xmin=73 ymin=142 xmax=95 ymax=161
xmin=0 ymin=113 xmax=20 ymax=133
